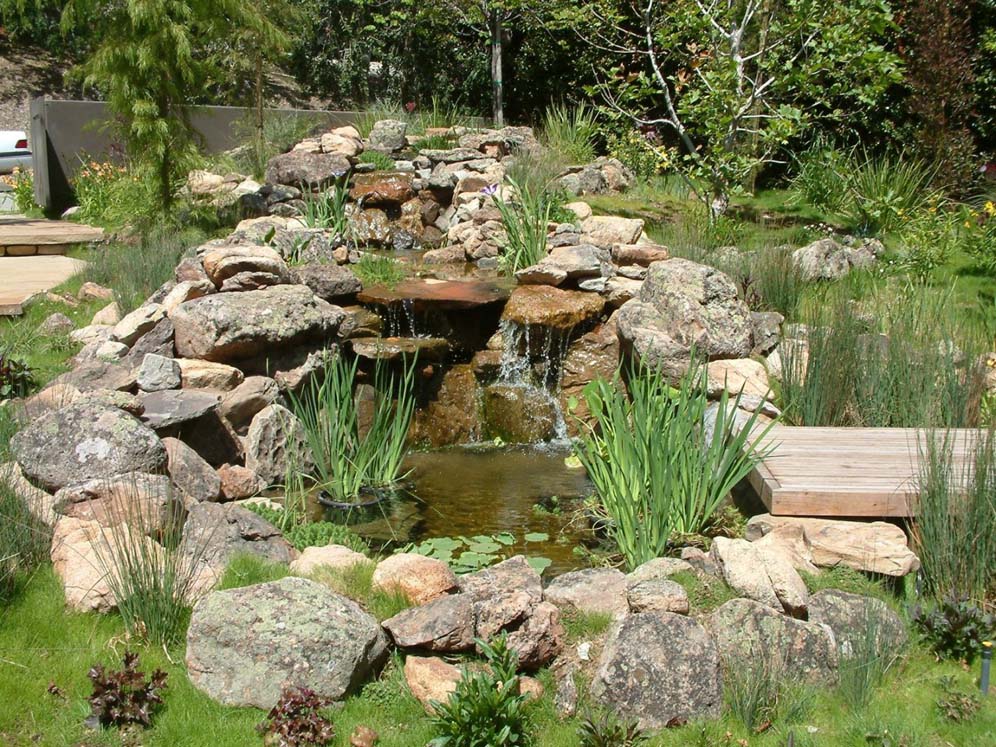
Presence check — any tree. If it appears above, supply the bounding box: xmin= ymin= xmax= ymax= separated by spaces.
xmin=580 ymin=0 xmax=902 ymax=216
xmin=62 ymin=0 xmax=284 ymax=211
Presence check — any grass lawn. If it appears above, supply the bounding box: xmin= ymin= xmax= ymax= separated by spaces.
xmin=1 ymin=565 xmax=993 ymax=747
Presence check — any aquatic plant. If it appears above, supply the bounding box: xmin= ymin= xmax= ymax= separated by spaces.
xmin=573 ymin=361 xmax=774 ymax=570
xmin=300 ymin=185 xmax=350 ymax=237
xmin=493 ymin=177 xmax=552 ymax=275
xmin=405 ymin=533 xmax=551 ymax=575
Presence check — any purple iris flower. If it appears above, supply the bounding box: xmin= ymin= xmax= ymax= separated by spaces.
xmin=480 ymin=183 xmax=499 ymax=197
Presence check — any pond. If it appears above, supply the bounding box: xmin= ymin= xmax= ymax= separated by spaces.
xmin=313 ymin=443 xmax=594 ymax=575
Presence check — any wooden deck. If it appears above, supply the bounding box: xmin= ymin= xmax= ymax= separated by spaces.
xmin=0 ymin=255 xmax=88 ymax=315
xmin=749 ymin=426 xmax=979 ymax=518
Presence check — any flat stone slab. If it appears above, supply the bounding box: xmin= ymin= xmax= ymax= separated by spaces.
xmin=0 ymin=255 xmax=87 ymax=315
xmin=358 ymin=278 xmax=510 ymax=311
xmin=349 ymin=336 xmax=449 ymax=362
xmin=139 ymin=389 xmax=221 ymax=429
xmin=0 ymin=218 xmax=104 ymax=246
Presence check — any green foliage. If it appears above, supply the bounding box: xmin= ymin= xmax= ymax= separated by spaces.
xmin=791 ymin=138 xmax=852 ymax=215
xmin=781 ymin=286 xmax=982 ymax=428
xmin=561 ymin=610 xmax=613 ymax=642
xmin=837 ymin=610 xmax=901 ymax=710
xmin=430 ymin=633 xmax=532 ymax=747
xmin=1 ymin=166 xmax=39 ymax=214
xmin=405 ymin=533 xmax=551 ymax=576
xmin=0 ymin=472 xmax=51 ymax=604
xmin=0 ymin=349 xmax=35 ymax=400
xmin=834 ymin=152 xmax=938 ymax=236
xmin=573 ymin=362 xmax=774 ymax=570
xmin=800 ymin=566 xmax=891 ymax=602
xmin=222 ymin=113 xmax=324 ymax=180
xmin=308 ymin=560 xmax=411 ymax=621
xmin=353 ymin=254 xmax=408 ymax=288
xmin=935 ymin=676 xmax=982 ymax=722
xmin=300 ymin=185 xmax=350 ymax=236
xmin=357 ymin=151 xmax=397 ymax=171
xmin=911 ymin=429 xmax=996 ymax=602
xmin=604 ymin=129 xmax=674 ymax=180
xmin=722 ymin=655 xmax=812 ymax=731
xmin=289 ymin=353 xmax=416 ymax=504
xmin=960 ymin=200 xmax=996 ymax=275
xmin=541 ymin=101 xmax=598 ymax=164
xmin=494 ymin=177 xmax=553 ymax=275
xmin=86 ymin=651 xmax=167 ymax=730
xmin=896 ymin=205 xmax=961 ymax=282
xmin=577 ymin=708 xmax=647 ymax=747
xmin=912 ymin=599 xmax=995 ymax=664
xmin=245 ymin=504 xmax=370 ymax=554
xmin=218 ymin=553 xmax=290 ymax=590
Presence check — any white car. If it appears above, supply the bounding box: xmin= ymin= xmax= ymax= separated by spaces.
xmin=0 ymin=130 xmax=32 ymax=174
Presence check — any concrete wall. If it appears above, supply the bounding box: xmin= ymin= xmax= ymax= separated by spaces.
xmin=30 ymin=99 xmax=365 ymax=212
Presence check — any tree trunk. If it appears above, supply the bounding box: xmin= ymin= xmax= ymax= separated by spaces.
xmin=157 ymin=96 xmax=172 ymax=212
xmin=255 ymin=52 xmax=265 ymax=173
xmin=490 ymin=9 xmax=504 ymax=127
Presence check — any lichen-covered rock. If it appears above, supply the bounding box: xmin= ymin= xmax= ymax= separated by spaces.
xmin=808 ymin=589 xmax=908 ymax=658
xmin=11 ymin=403 xmax=166 ymax=493
xmin=181 ymin=502 xmax=293 ymax=570
xmin=171 ymin=285 xmax=343 ymax=362
xmin=372 ymin=553 xmax=458 ymax=605
xmin=163 ymin=437 xmax=221 ymax=502
xmin=626 ymin=578 xmax=690 ymax=614
xmin=186 ymin=577 xmax=389 ymax=708
xmin=591 ymin=612 xmax=722 ymax=729
xmin=219 ymin=375 xmax=281 ymax=432
xmin=244 ymin=404 xmax=314 ymax=487
xmin=264 ymin=150 xmax=351 ymax=189
xmin=367 ymin=120 xmax=408 ymax=153
xmin=137 ymin=353 xmax=181 ymax=392
xmin=544 ymin=568 xmax=629 ymax=618
xmin=706 ymin=598 xmax=838 ymax=685
xmin=54 ymin=471 xmax=177 ymax=534
xmin=382 ymin=593 xmax=476 ymax=652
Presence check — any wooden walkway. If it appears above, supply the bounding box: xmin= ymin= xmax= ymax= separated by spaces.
xmin=749 ymin=426 xmax=979 ymax=518
xmin=0 ymin=255 xmax=87 ymax=315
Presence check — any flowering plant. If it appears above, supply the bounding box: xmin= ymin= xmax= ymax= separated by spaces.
xmin=0 ymin=167 xmax=37 ymax=213
xmin=72 ymin=156 xmax=131 ymax=225
xmin=960 ymin=200 xmax=996 ymax=274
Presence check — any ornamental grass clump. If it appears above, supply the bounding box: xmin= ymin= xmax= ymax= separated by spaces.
xmin=300 ymin=185 xmax=350 ymax=237
xmin=573 ymin=362 xmax=775 ymax=570
xmin=493 ymin=177 xmax=553 ymax=275
xmin=541 ymin=101 xmax=598 ymax=164
xmin=289 ymin=353 xmax=416 ymax=504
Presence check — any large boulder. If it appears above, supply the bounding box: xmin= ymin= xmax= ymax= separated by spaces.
xmin=349 ymin=172 xmax=415 ymax=206
xmin=382 ymin=593 xmax=476 ymax=652
xmin=367 ymin=120 xmax=408 ymax=153
xmin=53 ymin=472 xmax=177 ymax=535
xmin=186 ymin=577 xmax=389 ymax=708
xmin=580 ymin=215 xmax=644 ymax=247
xmin=181 ymin=502 xmax=293 ymax=570
xmin=706 ymin=598 xmax=838 ymax=686
xmin=11 ymin=403 xmax=167 ymax=493
xmin=265 ymin=151 xmax=351 ymax=189
xmin=745 ymin=514 xmax=920 ymax=577
xmin=543 ymin=568 xmax=629 ymax=618
xmin=0 ymin=462 xmax=56 ymax=526
xmin=501 ymin=286 xmax=605 ymax=331
xmin=50 ymin=517 xmax=132 ymax=612
xmin=244 ymin=404 xmax=314 ymax=487
xmin=171 ymin=285 xmax=343 ymax=362
xmin=199 ymin=244 xmax=291 ymax=290
xmin=591 ymin=612 xmax=722 ymax=729
xmin=710 ymin=537 xmax=809 ymax=617
xmin=808 ymin=589 xmax=908 ymax=658
xmin=616 ymin=259 xmax=753 ymax=381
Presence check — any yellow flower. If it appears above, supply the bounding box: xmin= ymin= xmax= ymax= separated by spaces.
xmin=985 ymin=201 xmax=996 ymax=216
xmin=965 ymin=220 xmax=973 ymax=228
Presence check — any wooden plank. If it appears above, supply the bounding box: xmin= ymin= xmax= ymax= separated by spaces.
xmin=749 ymin=425 xmax=981 ymax=518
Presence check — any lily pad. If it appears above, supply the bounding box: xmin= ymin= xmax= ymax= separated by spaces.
xmin=526 ymin=556 xmax=552 ymax=575
xmin=524 ymin=532 xmax=549 ymax=543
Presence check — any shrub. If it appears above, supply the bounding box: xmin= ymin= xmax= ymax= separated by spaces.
xmin=960 ymin=199 xmax=996 ymax=274
xmin=896 ymin=204 xmax=960 ymax=282
xmin=493 ymin=177 xmax=552 ymax=275
xmin=572 ymin=362 xmax=774 ymax=570
xmin=430 ymin=633 xmax=532 ymax=747
xmin=85 ymin=651 xmax=167 ymax=730
xmin=257 ymin=686 xmax=335 ymax=746
xmin=911 ymin=598 xmax=995 ymax=664
xmin=605 ymin=129 xmax=674 ymax=180
xmin=541 ymin=101 xmax=598 ymax=164
xmin=289 ymin=353 xmax=416 ymax=504
xmin=2 ymin=166 xmax=39 ymax=213
xmin=790 ymin=138 xmax=850 ymax=215
xmin=911 ymin=429 xmax=996 ymax=602
xmin=834 ymin=152 xmax=938 ymax=236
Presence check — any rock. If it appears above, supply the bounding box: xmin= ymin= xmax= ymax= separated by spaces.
xmin=808 ymin=589 xmax=908 ymax=658
xmin=616 ymin=259 xmax=753 ymax=380
xmin=751 ymin=311 xmax=783 ymax=356
xmin=792 ymin=238 xmax=852 ymax=280
xmin=558 ymin=317 xmax=619 ymax=434
xmin=163 ymin=437 xmax=221 ymax=503
xmin=745 ymin=514 xmax=920 ymax=577
xmin=410 ymin=365 xmax=481 ymax=447
xmin=290 ymin=544 xmax=368 ymax=575
xmin=321 ymin=130 xmax=363 ymax=158
xmin=565 ymin=201 xmax=592 ymax=220
xmin=181 ymin=502 xmax=293 ymax=570
xmin=172 ymin=286 xmax=343 ymax=363
xmin=367 ymin=120 xmax=408 ymax=153
xmin=350 ymin=337 xmax=450 ymax=364
xmin=382 ymin=593 xmax=475 ymax=652
xmin=265 ymin=150 xmax=351 ymax=189
xmin=124 ymin=317 xmax=175 ymax=362
xmin=627 ymin=579 xmax=690 ymax=614
xmin=680 ymin=546 xmax=720 ymax=576
xmin=0 ymin=461 xmax=56 ymax=526
xmin=54 ymin=472 xmax=176 ymax=534
xmin=138 ymin=389 xmax=220 ymax=429
xmin=244 ymin=404 xmax=314 ymax=487
xmin=706 ymin=598 xmax=838 ymax=685
xmin=591 ymin=612 xmax=722 ymax=729
xmin=51 ymin=517 xmax=140 ymax=612
xmin=91 ymin=302 xmax=122 ymax=326
xmin=349 ymin=172 xmax=415 ymax=206
xmin=612 ymin=242 xmax=669 ymax=266
xmin=200 ymin=244 xmax=291 ymax=289
xmin=706 ymin=358 xmax=771 ymax=399
xmin=559 ymin=158 xmax=634 ymax=196
xmin=357 ymin=278 xmax=509 ymax=311
xmin=404 ymin=656 xmax=460 ymax=714
xmin=78 ymin=281 xmax=114 ymax=301
xmin=515 ymin=244 xmax=611 ymax=287
xmin=459 ymin=556 xmax=562 ymax=669
xmin=219 ymin=375 xmax=281 ymax=431
xmin=186 ymin=577 xmax=389 ymax=708
xmin=372 ymin=553 xmax=458 ymax=604
xmin=501 ymin=286 xmax=605 ymax=331
xmin=710 ymin=537 xmax=808 ymax=617
xmin=580 ymin=216 xmax=644 ymax=247
xmin=38 ymin=312 xmax=74 ymax=336
xmin=752 ymin=524 xmax=820 ymax=575
xmin=544 ymin=568 xmax=629 ymax=618
xmin=11 ymin=403 xmax=166 ymax=493
xmin=293 ymin=263 xmax=362 ymax=302
xmin=481 ymin=384 xmax=560 ymax=443
xmin=176 ymin=359 xmax=244 ymax=391
xmin=137 ymin=353 xmax=181 ymax=392
xmin=349 ymin=725 xmax=379 ymax=747
xmin=626 ymin=557 xmax=694 ymax=585
xmin=217 ymin=464 xmax=265 ymax=501
xmin=111 ymin=303 xmax=166 ymax=346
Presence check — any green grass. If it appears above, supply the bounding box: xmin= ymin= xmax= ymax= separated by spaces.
xmin=353 ymin=254 xmax=408 ymax=288
xmin=668 ymin=570 xmax=738 ymax=614
xmin=307 ymin=560 xmax=411 ymax=622
xmin=218 ymin=554 xmax=291 ymax=590
xmin=561 ymin=610 xmax=614 ymax=643
xmin=800 ymin=566 xmax=898 ymax=606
